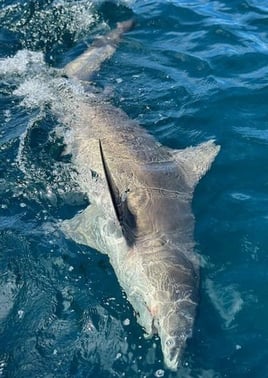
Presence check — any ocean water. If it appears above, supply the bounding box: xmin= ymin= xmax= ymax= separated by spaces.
xmin=0 ymin=1 xmax=268 ymax=377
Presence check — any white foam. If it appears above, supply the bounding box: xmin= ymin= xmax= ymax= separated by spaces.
xmin=0 ymin=49 xmax=60 ymax=173
xmin=14 ymin=77 xmax=56 ymax=108
xmin=6 ymin=53 xmax=72 ymax=110
xmin=0 ymin=274 xmax=18 ymax=321
xmin=0 ymin=2 xmax=98 ymax=50
xmin=61 ymin=2 xmax=96 ymax=36
xmin=3 ymin=109 xmax=11 ymax=123
xmin=0 ymin=356 xmax=7 ymax=376
xmin=16 ymin=112 xmax=45 ymax=174
xmin=0 ymin=50 xmax=45 ymax=76
xmin=3 ymin=50 xmax=82 ymax=174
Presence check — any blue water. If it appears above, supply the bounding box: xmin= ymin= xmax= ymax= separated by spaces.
xmin=1 ymin=1 xmax=268 ymax=377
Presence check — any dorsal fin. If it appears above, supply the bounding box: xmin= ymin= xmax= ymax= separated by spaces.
xmin=99 ymin=139 xmax=121 ymax=223
xmin=99 ymin=140 xmax=136 ymax=245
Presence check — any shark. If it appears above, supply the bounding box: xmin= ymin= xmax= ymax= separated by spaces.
xmin=60 ymin=19 xmax=220 ymax=371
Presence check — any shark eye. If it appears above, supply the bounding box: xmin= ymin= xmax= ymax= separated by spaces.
xmin=166 ymin=338 xmax=175 ymax=348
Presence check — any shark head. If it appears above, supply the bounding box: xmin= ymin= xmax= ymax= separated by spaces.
xmin=130 ymin=289 xmax=194 ymax=371
xmin=155 ymin=300 xmax=195 ymax=371
xmin=125 ymin=241 xmax=199 ymax=371
xmin=137 ymin=250 xmax=198 ymax=371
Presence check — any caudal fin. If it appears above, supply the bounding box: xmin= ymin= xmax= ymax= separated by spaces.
xmin=64 ymin=19 xmax=135 ymax=81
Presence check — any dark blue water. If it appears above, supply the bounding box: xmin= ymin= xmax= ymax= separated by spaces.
xmin=1 ymin=1 xmax=268 ymax=377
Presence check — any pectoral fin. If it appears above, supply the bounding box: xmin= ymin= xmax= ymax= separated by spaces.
xmin=172 ymin=140 xmax=220 ymax=190
xmin=61 ymin=204 xmax=108 ymax=254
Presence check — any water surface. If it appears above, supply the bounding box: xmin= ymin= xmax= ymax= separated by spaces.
xmin=0 ymin=1 xmax=268 ymax=377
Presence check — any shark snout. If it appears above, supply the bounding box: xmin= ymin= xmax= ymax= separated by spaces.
xmin=162 ymin=336 xmax=185 ymax=371
xmin=156 ymin=303 xmax=194 ymax=371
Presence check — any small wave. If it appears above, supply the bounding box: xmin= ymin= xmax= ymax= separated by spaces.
xmin=235 ymin=126 xmax=268 ymax=144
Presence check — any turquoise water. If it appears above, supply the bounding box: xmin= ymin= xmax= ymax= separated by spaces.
xmin=1 ymin=1 xmax=268 ymax=377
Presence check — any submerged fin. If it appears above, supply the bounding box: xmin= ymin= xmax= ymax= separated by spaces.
xmin=64 ymin=19 xmax=135 ymax=81
xmin=61 ymin=204 xmax=108 ymax=253
xmin=172 ymin=140 xmax=220 ymax=189
xmin=99 ymin=140 xmax=136 ymax=245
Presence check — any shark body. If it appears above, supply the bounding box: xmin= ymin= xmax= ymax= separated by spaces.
xmin=61 ymin=20 xmax=220 ymax=370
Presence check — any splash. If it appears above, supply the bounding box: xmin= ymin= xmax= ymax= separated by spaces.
xmin=0 ymin=1 xmax=99 ymax=52
xmin=15 ymin=112 xmax=45 ymax=175
xmin=0 ymin=50 xmax=87 ymax=222
xmin=0 ymin=48 xmax=84 ymax=176
xmin=0 ymin=50 xmax=45 ymax=77
xmin=14 ymin=78 xmax=57 ymax=109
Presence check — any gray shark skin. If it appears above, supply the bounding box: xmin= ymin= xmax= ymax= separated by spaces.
xmin=65 ymin=19 xmax=135 ymax=81
xmin=61 ymin=20 xmax=220 ymax=371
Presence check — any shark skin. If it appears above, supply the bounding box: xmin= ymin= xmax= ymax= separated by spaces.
xmin=61 ymin=20 xmax=220 ymax=371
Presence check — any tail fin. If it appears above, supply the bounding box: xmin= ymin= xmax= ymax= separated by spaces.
xmin=64 ymin=19 xmax=135 ymax=81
